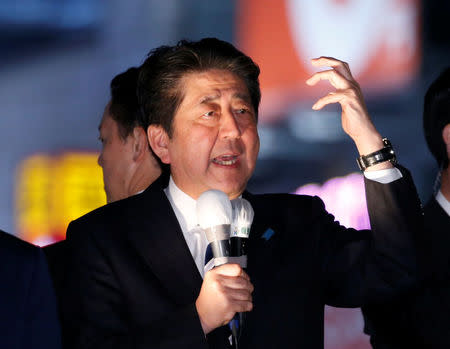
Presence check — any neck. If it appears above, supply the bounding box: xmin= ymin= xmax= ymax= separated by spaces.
xmin=440 ymin=166 xmax=450 ymax=202
xmin=128 ymin=160 xmax=162 ymax=196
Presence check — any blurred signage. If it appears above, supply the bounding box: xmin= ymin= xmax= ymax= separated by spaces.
xmin=15 ymin=152 xmax=106 ymax=245
xmin=295 ymin=172 xmax=370 ymax=230
xmin=236 ymin=0 xmax=421 ymax=122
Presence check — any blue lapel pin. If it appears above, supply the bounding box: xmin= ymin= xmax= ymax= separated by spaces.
xmin=262 ymin=228 xmax=275 ymax=241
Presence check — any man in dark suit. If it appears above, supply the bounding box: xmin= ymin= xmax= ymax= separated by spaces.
xmin=362 ymin=68 xmax=450 ymax=349
xmin=63 ymin=38 xmax=422 ymax=349
xmin=0 ymin=229 xmax=61 ymax=349
xmin=44 ymin=67 xmax=162 ymax=347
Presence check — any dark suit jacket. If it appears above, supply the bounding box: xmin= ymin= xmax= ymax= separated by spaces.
xmin=0 ymin=230 xmax=61 ymax=349
xmin=362 ymin=196 xmax=450 ymax=349
xmin=43 ymin=240 xmax=68 ymax=344
xmin=63 ymin=168 xmax=422 ymax=349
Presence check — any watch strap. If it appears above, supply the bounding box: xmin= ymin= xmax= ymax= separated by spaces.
xmin=356 ymin=138 xmax=397 ymax=171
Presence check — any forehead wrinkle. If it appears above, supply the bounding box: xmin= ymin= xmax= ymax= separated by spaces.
xmin=180 ymin=70 xmax=250 ymax=109
xmin=198 ymin=89 xmax=250 ymax=106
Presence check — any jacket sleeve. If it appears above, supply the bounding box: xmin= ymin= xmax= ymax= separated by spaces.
xmin=319 ymin=166 xmax=423 ymax=306
xmin=24 ymin=247 xmax=62 ymax=349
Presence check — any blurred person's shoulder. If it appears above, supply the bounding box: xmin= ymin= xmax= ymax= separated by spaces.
xmin=0 ymin=229 xmax=39 ymax=259
xmin=66 ymin=177 xmax=166 ymax=240
xmin=0 ymin=230 xmax=42 ymax=280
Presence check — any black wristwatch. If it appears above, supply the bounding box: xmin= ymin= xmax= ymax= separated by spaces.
xmin=356 ymin=138 xmax=397 ymax=171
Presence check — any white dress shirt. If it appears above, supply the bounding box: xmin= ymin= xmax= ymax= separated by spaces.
xmin=363 ymin=167 xmax=402 ymax=183
xmin=164 ymin=177 xmax=210 ymax=277
xmin=435 ymin=190 xmax=450 ymax=216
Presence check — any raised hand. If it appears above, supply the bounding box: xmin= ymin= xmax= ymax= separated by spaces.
xmin=306 ymin=56 xmax=391 ymax=167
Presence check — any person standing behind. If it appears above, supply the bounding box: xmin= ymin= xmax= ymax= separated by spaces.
xmin=422 ymin=67 xmax=450 ymax=249
xmin=362 ymin=67 xmax=450 ymax=349
xmin=45 ymin=66 xmax=162 ymax=348
xmin=97 ymin=66 xmax=163 ymax=204
xmin=0 ymin=229 xmax=61 ymax=349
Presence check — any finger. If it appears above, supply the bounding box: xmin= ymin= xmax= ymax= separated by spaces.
xmin=221 ymin=300 xmax=254 ymax=324
xmin=220 ymin=276 xmax=254 ymax=292
xmin=223 ymin=294 xmax=253 ymax=313
xmin=240 ymin=270 xmax=251 ymax=281
xmin=311 ymin=56 xmax=353 ymax=80
xmin=306 ymin=69 xmax=351 ymax=90
xmin=225 ymin=287 xmax=253 ymax=302
xmin=234 ymin=300 xmax=253 ymax=313
xmin=312 ymin=91 xmax=345 ymax=110
xmin=213 ymin=263 xmax=242 ymax=277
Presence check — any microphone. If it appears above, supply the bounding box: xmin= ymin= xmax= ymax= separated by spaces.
xmin=229 ymin=198 xmax=254 ymax=346
xmin=196 ymin=189 xmax=232 ymax=267
xmin=230 ymin=198 xmax=254 ymax=263
xmin=196 ymin=190 xmax=245 ymax=348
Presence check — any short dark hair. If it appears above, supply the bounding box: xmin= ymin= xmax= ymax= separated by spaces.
xmin=109 ymin=67 xmax=141 ymax=140
xmin=423 ymin=67 xmax=450 ymax=169
xmin=137 ymin=38 xmax=261 ymax=137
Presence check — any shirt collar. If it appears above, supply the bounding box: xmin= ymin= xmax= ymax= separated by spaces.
xmin=435 ymin=190 xmax=450 ymax=217
xmin=164 ymin=176 xmax=198 ymax=233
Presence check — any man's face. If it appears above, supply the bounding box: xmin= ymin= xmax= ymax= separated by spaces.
xmin=164 ymin=69 xmax=260 ymax=199
xmin=98 ymin=102 xmax=135 ymax=203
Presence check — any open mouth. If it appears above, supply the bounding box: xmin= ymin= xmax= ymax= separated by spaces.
xmin=212 ymin=155 xmax=238 ymax=166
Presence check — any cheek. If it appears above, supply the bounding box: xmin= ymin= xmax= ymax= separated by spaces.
xmin=102 ymin=149 xmax=113 ymax=169
xmin=245 ymin=129 xmax=260 ymax=163
xmin=101 ymin=147 xmax=121 ymax=176
xmin=173 ymin=127 xmax=216 ymax=164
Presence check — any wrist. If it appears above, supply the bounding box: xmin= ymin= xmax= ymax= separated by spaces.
xmin=356 ymin=138 xmax=397 ymax=171
xmin=195 ymin=299 xmax=214 ymax=335
xmin=353 ymin=132 xmax=384 ymax=156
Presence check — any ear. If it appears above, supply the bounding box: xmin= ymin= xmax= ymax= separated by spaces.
xmin=443 ymin=124 xmax=450 ymax=144
xmin=443 ymin=123 xmax=450 ymax=155
xmin=131 ymin=127 xmax=148 ymax=162
xmin=147 ymin=125 xmax=171 ymax=164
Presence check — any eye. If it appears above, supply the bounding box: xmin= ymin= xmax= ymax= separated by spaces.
xmin=98 ymin=136 xmax=105 ymax=144
xmin=235 ymin=108 xmax=255 ymax=120
xmin=236 ymin=108 xmax=248 ymax=114
xmin=202 ymin=110 xmax=215 ymax=118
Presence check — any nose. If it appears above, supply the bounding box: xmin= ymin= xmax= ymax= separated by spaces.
xmin=97 ymin=152 xmax=103 ymax=167
xmin=220 ymin=110 xmax=241 ymax=139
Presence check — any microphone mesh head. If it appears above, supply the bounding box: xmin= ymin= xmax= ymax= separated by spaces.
xmin=196 ymin=189 xmax=232 ymax=229
xmin=231 ymin=198 xmax=254 ymax=238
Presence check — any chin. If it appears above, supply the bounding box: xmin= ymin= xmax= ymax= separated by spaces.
xmin=216 ymin=184 xmax=246 ymax=199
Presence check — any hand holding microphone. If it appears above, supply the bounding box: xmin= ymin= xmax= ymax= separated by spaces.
xmin=196 ymin=263 xmax=253 ymax=335
xmin=195 ymin=190 xmax=254 ymax=336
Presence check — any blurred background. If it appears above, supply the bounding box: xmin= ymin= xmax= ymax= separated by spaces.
xmin=0 ymin=0 xmax=448 ymax=348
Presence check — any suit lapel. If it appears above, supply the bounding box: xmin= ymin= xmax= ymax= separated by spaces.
xmin=125 ymin=177 xmax=203 ymax=305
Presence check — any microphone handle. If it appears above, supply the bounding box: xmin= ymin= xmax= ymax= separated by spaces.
xmin=209 ymin=240 xmax=230 ymax=261
xmin=230 ymin=236 xmax=249 ymax=348
xmin=230 ymin=237 xmax=248 ymax=259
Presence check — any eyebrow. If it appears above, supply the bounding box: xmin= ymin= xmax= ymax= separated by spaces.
xmin=199 ymin=92 xmax=251 ymax=104
xmin=199 ymin=94 xmax=220 ymax=104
